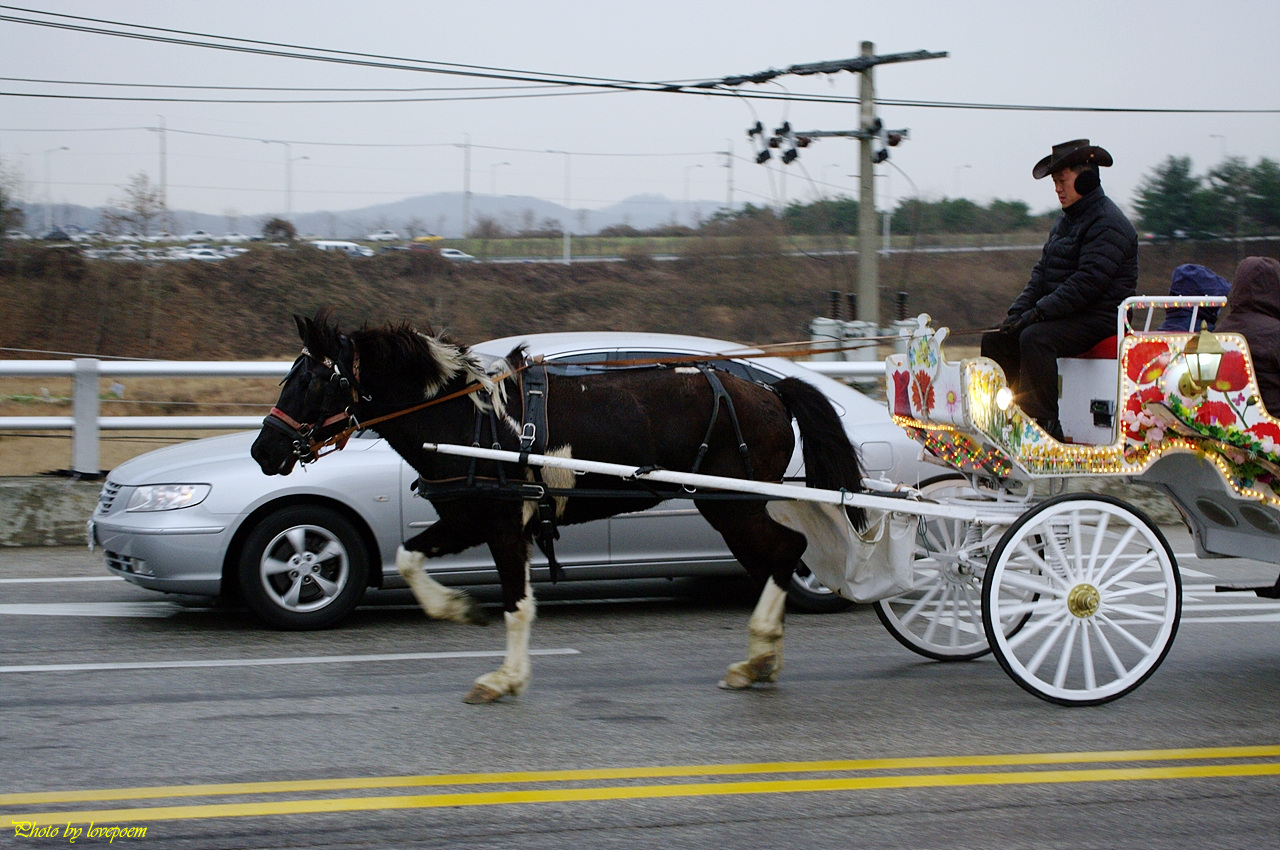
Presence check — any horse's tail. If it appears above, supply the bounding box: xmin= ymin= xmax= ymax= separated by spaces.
xmin=773 ymin=377 xmax=866 ymax=530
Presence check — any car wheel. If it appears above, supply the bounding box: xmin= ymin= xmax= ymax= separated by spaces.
xmin=237 ymin=505 xmax=370 ymax=630
xmin=787 ymin=561 xmax=855 ymax=614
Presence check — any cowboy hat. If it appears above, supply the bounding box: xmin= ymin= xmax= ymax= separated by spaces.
xmin=1032 ymin=139 xmax=1114 ymax=179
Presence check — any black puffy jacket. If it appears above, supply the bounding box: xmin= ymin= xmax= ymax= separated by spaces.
xmin=1008 ymin=187 xmax=1138 ymax=321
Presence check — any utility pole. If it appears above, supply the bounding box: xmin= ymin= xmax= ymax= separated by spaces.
xmin=733 ymin=47 xmax=946 ymax=325
xmin=857 ymin=41 xmax=879 ymax=324
xmin=461 ymin=135 xmax=472 ymax=238
xmin=721 ymin=141 xmax=734 ymax=211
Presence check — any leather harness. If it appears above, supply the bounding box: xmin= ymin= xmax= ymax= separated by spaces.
xmin=413 ymin=363 xmax=761 ymax=582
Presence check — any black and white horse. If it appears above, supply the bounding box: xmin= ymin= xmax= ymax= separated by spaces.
xmin=251 ymin=314 xmax=864 ymax=703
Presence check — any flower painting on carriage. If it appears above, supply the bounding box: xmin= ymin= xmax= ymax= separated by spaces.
xmin=1119 ymin=332 xmax=1280 ymax=499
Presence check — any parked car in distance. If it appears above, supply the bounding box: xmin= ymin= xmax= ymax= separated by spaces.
xmin=180 ymin=230 xmax=214 ymax=241
xmin=90 ymin=332 xmax=942 ymax=630
xmin=309 ymin=240 xmax=375 ymax=257
xmin=182 ymin=248 xmax=225 ymax=261
xmin=412 ymin=234 xmax=444 ymax=243
xmin=366 ymin=229 xmax=401 ymax=241
xmin=438 ymin=248 xmax=477 ymax=262
xmin=219 ymin=232 xmax=251 ymax=243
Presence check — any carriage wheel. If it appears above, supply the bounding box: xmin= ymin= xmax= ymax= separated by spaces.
xmin=874 ymin=477 xmax=1020 ymax=661
xmin=982 ymin=494 xmax=1180 ymax=706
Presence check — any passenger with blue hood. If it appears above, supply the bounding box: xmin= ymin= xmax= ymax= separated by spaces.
xmin=1158 ymin=264 xmax=1231 ymax=331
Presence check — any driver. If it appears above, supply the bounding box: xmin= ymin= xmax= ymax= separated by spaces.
xmin=980 ymin=139 xmax=1139 ymax=440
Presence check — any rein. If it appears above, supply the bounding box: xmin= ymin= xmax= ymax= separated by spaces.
xmin=303 ymin=361 xmax=534 ymax=461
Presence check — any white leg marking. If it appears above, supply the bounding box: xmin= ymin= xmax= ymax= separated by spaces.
xmin=721 ymin=577 xmax=787 ymax=689
xmin=396 ymin=546 xmax=477 ymax=624
xmin=472 ymin=592 xmax=537 ymax=698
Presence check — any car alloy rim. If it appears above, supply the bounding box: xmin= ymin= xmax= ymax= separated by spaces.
xmin=258 ymin=524 xmax=350 ymax=613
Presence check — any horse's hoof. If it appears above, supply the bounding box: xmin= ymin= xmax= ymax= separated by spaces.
xmin=462 ymin=683 xmax=504 ymax=704
xmin=718 ymin=654 xmax=779 ymax=690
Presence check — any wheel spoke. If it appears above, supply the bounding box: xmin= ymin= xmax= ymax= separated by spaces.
xmin=1084 ymin=511 xmax=1111 ymax=584
xmin=315 ymin=540 xmax=345 ymax=564
xmin=284 ymin=527 xmax=309 ymax=558
xmin=1006 ymin=606 xmax=1070 ymax=651
xmin=1098 ymin=550 xmax=1160 ymax=592
xmin=1077 ymin=620 xmax=1096 ymax=690
xmin=311 ymin=574 xmax=339 ymax=598
xmin=262 ymin=556 xmax=292 ymax=578
xmin=1104 ymin=603 xmax=1168 ymax=624
xmin=1024 ymin=615 xmax=1072 ymax=676
xmin=996 ymin=568 xmax=1062 ymax=598
xmin=921 ymin=583 xmax=951 ymax=645
xmin=1095 ymin=612 xmax=1155 ymax=653
xmin=961 ymin=584 xmax=984 ymax=631
xmin=995 ymin=597 xmax=1063 ymax=618
xmin=1090 ymin=618 xmax=1129 ymax=679
xmin=1013 ymin=540 xmax=1072 ymax=592
xmin=898 ymin=579 xmax=945 ymax=628
xmin=1052 ymin=619 xmax=1080 ymax=689
xmin=1105 ymin=581 xmax=1169 ymax=600
xmin=281 ymin=575 xmax=304 ymax=607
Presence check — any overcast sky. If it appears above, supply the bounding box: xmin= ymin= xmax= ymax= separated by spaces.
xmin=2 ymin=0 xmax=1278 ymax=229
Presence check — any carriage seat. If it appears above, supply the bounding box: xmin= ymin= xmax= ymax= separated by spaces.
xmin=1057 ymin=335 xmax=1120 ymax=444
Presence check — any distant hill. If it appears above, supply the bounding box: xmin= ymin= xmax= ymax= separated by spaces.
xmin=20 ymin=192 xmax=724 ymax=240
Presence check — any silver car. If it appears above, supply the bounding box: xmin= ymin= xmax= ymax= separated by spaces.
xmin=90 ymin=332 xmax=939 ymax=629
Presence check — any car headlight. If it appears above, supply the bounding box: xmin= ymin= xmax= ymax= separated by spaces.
xmin=126 ymin=484 xmax=211 ymax=512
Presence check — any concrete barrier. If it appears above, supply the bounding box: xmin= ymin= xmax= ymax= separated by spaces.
xmin=0 ymin=477 xmax=101 ymax=547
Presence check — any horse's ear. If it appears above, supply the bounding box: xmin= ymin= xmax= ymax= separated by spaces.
xmin=293 ymin=314 xmax=311 ymax=344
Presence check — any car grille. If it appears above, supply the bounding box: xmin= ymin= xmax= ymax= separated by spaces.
xmin=96 ymin=480 xmax=122 ymax=516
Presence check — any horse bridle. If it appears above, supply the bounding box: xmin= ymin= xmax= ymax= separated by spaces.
xmin=262 ymin=343 xmax=364 ymax=463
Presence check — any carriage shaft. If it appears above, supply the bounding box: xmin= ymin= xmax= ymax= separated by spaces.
xmin=422 ymin=442 xmax=985 ymax=523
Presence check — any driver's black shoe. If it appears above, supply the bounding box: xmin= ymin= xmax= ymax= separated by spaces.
xmin=1036 ymin=418 xmax=1065 ymax=441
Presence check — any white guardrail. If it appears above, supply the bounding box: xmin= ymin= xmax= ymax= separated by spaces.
xmin=0 ymin=358 xmax=886 ymax=475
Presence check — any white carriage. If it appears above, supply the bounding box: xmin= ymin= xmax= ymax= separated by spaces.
xmin=877 ymin=296 xmax=1280 ymax=704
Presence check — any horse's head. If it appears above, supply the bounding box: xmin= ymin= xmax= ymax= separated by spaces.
xmin=251 ymin=313 xmax=362 ymax=476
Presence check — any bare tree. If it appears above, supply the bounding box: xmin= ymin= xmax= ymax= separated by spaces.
xmin=102 ymin=172 xmax=164 ymax=236
xmin=468 ymin=215 xmax=509 ymax=239
xmin=0 ymin=155 xmax=26 ymax=238
xmin=404 ymin=216 xmax=428 ymax=239
xmin=261 ymin=217 xmax=297 ymax=241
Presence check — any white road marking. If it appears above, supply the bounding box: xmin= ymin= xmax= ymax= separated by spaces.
xmin=0 ymin=648 xmax=580 ymax=674
xmin=0 ymin=576 xmax=121 ymax=583
xmin=0 ymin=601 xmax=211 ymax=617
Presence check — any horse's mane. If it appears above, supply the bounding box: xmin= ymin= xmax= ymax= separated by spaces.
xmin=310 ymin=310 xmax=507 ymax=414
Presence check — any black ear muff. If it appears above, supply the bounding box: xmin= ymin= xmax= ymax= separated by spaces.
xmin=1074 ymin=168 xmax=1100 ymax=195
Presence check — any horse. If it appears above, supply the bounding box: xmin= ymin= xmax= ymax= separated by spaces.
xmin=251 ymin=313 xmax=865 ymax=704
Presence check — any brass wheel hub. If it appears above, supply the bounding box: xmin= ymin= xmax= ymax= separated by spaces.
xmin=1067 ymin=583 xmax=1101 ymax=618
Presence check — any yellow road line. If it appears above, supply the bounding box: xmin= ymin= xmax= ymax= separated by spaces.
xmin=2 ymin=744 xmax=1279 ymax=807
xmin=6 ymin=762 xmax=1280 ymax=828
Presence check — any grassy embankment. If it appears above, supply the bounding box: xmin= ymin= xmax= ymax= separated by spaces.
xmin=0 ymin=238 xmax=1259 ymax=474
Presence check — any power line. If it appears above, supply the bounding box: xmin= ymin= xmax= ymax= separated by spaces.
xmin=2 ymin=7 xmax=1273 ymax=113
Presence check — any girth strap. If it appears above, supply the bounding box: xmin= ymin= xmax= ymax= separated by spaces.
xmin=690 ymin=365 xmax=755 ymax=481
xmin=517 ymin=365 xmax=563 ymax=582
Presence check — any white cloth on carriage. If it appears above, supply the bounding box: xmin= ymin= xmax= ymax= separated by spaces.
xmin=766 ymin=501 xmax=918 ymax=603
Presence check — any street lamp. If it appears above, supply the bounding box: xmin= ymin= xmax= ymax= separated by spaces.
xmin=684 ymin=164 xmax=704 ymax=224
xmin=1210 ymin=134 xmax=1227 ymax=161
xmin=287 ymin=155 xmax=309 ymax=223
xmin=43 ymin=145 xmax=68 ymax=233
xmin=547 ymin=150 xmax=571 ymax=264
xmin=490 ymin=161 xmax=510 ymax=196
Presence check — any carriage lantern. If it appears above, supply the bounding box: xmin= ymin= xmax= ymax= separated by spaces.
xmin=1178 ymin=322 xmax=1224 ymax=397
